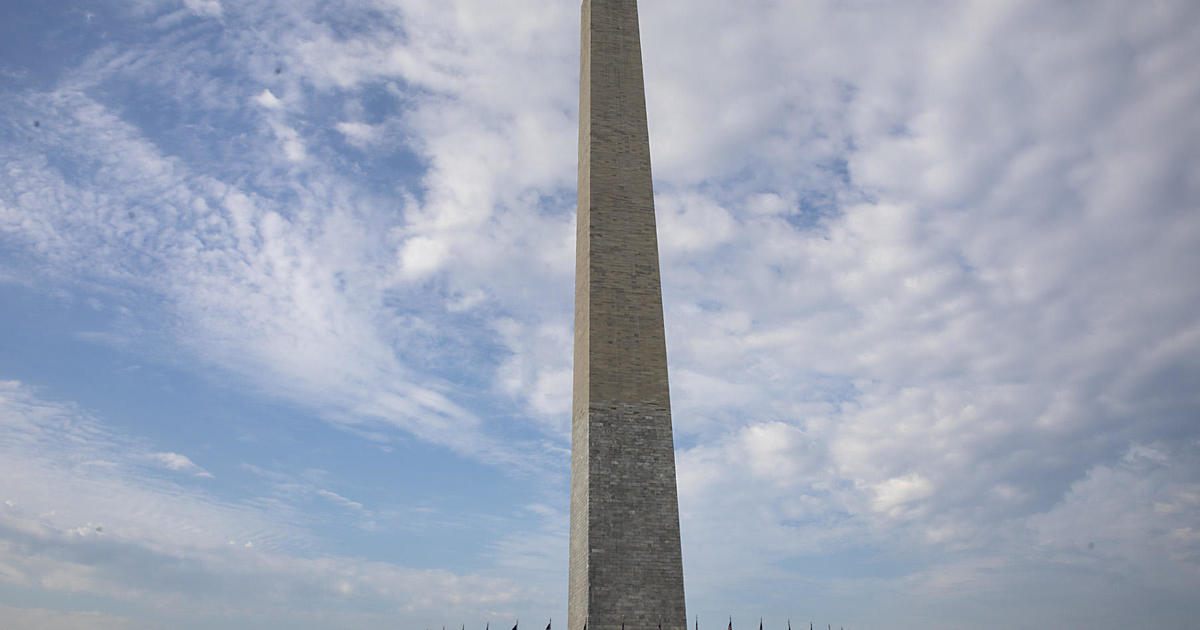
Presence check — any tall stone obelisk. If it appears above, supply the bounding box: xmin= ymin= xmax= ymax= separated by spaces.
xmin=569 ymin=1 xmax=686 ymax=630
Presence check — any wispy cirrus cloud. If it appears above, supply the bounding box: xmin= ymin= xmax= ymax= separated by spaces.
xmin=0 ymin=381 xmax=539 ymax=628
xmin=0 ymin=380 xmax=302 ymax=554
xmin=1 ymin=82 xmax=513 ymax=464
xmin=151 ymin=452 xmax=214 ymax=478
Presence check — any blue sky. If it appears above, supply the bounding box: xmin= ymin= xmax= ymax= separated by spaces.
xmin=2 ymin=0 xmax=1199 ymax=628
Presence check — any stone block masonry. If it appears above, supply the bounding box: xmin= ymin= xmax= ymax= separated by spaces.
xmin=568 ymin=2 xmax=687 ymax=630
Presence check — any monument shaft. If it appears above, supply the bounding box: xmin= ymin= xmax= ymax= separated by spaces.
xmin=569 ymin=2 xmax=686 ymax=630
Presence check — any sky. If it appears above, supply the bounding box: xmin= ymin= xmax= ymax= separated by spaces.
xmin=1 ymin=0 xmax=1199 ymax=628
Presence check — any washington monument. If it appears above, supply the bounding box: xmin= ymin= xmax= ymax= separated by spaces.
xmin=568 ymin=1 xmax=687 ymax=630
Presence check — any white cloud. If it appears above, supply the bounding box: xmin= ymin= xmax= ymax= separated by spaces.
xmin=396 ymin=235 xmax=449 ymax=281
xmin=1030 ymin=442 xmax=1200 ymax=567
xmin=154 ymin=453 xmax=191 ymax=471
xmin=315 ymin=489 xmax=366 ymax=514
xmin=269 ymin=121 xmax=307 ymax=162
xmin=492 ymin=317 xmax=573 ymax=434
xmin=0 ymin=381 xmax=297 ymax=554
xmin=870 ymin=473 xmax=935 ymax=517
xmin=0 ymin=382 xmax=539 ymax=626
xmin=151 ymin=452 xmax=212 ymax=478
xmin=183 ymin=0 xmax=222 ymax=18
xmin=253 ymin=89 xmax=282 ymax=110
xmin=641 ymin=1 xmax=1200 ymax=623
xmin=335 ymin=121 xmax=378 ymax=147
xmin=656 ymin=192 xmax=737 ymax=257
xmin=0 ymin=85 xmax=531 ymax=465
